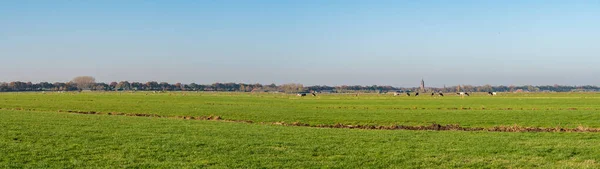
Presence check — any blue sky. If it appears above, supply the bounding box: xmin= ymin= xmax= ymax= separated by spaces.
xmin=1 ymin=0 xmax=599 ymax=87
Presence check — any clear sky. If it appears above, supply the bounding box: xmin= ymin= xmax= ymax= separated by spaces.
xmin=1 ymin=0 xmax=599 ymax=87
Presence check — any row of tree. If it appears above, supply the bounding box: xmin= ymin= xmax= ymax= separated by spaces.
xmin=1 ymin=76 xmax=599 ymax=93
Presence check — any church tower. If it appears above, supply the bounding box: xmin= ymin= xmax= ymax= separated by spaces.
xmin=420 ymin=79 xmax=425 ymax=92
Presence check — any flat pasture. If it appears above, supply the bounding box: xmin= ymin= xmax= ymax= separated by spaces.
xmin=3 ymin=110 xmax=600 ymax=168
xmin=1 ymin=92 xmax=600 ymax=128
xmin=3 ymin=92 xmax=600 ymax=168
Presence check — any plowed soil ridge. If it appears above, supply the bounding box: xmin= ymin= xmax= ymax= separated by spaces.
xmin=313 ymin=106 xmax=594 ymax=111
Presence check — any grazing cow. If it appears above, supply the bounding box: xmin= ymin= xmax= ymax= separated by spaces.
xmin=438 ymin=93 xmax=444 ymax=97
xmin=297 ymin=93 xmax=306 ymax=97
xmin=393 ymin=92 xmax=401 ymax=96
xmin=457 ymin=92 xmax=469 ymax=97
xmin=415 ymin=92 xmax=419 ymax=96
xmin=488 ymin=92 xmax=497 ymax=96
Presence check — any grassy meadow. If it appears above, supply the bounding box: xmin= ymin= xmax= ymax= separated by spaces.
xmin=3 ymin=92 xmax=600 ymax=168
xmin=1 ymin=92 xmax=600 ymax=127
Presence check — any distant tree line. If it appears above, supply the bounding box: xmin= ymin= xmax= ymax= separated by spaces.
xmin=1 ymin=77 xmax=599 ymax=93
xmin=1 ymin=81 xmax=599 ymax=93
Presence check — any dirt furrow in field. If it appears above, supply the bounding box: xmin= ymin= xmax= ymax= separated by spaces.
xmin=2 ymin=107 xmax=600 ymax=133
xmin=314 ymin=106 xmax=597 ymax=111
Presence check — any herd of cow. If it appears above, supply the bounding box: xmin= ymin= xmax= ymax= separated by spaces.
xmin=297 ymin=92 xmax=498 ymax=97
xmin=296 ymin=93 xmax=317 ymax=97
xmin=395 ymin=91 xmax=497 ymax=97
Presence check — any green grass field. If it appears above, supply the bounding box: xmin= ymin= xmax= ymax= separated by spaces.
xmin=2 ymin=92 xmax=600 ymax=168
xmin=2 ymin=92 xmax=600 ymax=127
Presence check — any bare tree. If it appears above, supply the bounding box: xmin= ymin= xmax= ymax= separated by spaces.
xmin=279 ymin=83 xmax=304 ymax=93
xmin=71 ymin=76 xmax=96 ymax=90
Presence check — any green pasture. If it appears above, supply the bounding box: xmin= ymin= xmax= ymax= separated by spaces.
xmin=3 ymin=92 xmax=600 ymax=168
xmin=0 ymin=92 xmax=599 ymax=128
xmin=2 ymin=110 xmax=600 ymax=168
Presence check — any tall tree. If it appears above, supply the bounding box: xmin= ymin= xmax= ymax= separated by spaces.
xmin=71 ymin=76 xmax=96 ymax=90
xmin=174 ymin=83 xmax=183 ymax=91
xmin=109 ymin=82 xmax=118 ymax=90
xmin=116 ymin=81 xmax=131 ymax=90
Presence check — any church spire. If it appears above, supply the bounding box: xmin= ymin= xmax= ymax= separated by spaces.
xmin=420 ymin=79 xmax=425 ymax=92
